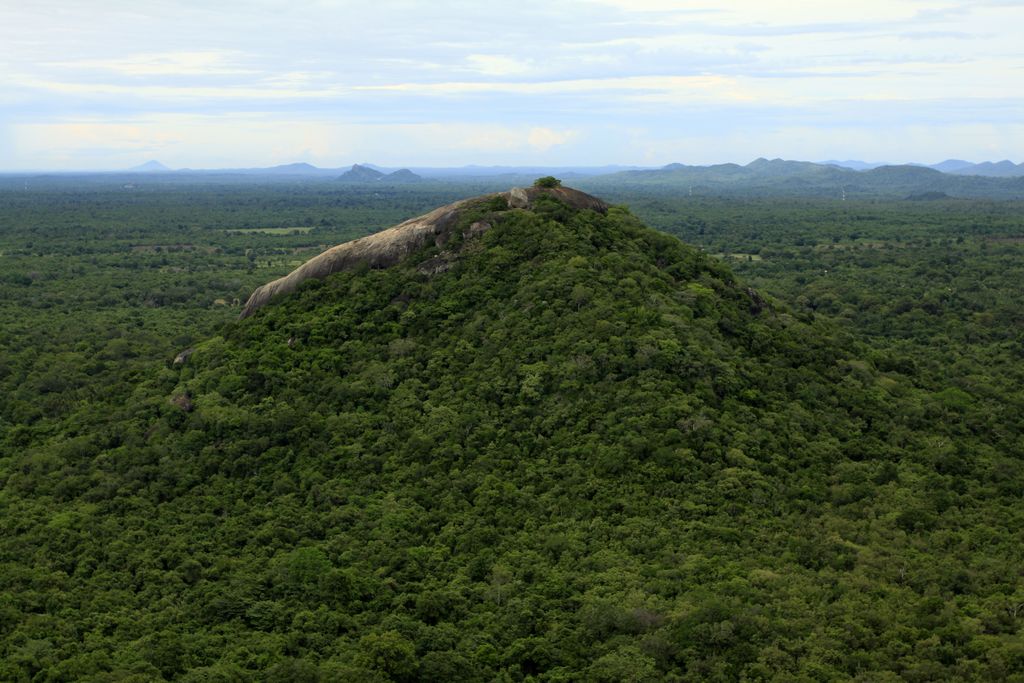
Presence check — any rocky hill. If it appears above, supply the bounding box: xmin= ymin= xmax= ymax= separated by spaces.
xmin=240 ymin=185 xmax=608 ymax=317
xmin=338 ymin=164 xmax=386 ymax=182
xmin=386 ymin=169 xmax=423 ymax=183
xmin=1 ymin=186 xmax=1021 ymax=680
xmin=337 ymin=165 xmax=425 ymax=184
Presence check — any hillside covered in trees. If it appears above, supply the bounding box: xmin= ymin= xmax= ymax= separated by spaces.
xmin=1 ymin=185 xmax=1022 ymax=681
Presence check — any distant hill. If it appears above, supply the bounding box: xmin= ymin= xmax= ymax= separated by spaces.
xmin=954 ymin=160 xmax=1024 ymax=177
xmin=384 ymin=168 xmax=423 ymax=183
xmin=928 ymin=159 xmax=976 ymax=173
xmin=821 ymin=160 xmax=889 ymax=171
xmin=821 ymin=159 xmax=1024 ymax=177
xmin=916 ymin=159 xmax=1024 ymax=177
xmin=580 ymin=158 xmax=1024 ymax=199
xmin=745 ymin=157 xmax=838 ymax=177
xmin=265 ymin=162 xmax=321 ymax=175
xmin=337 ymin=164 xmax=423 ymax=183
xmin=128 ymin=160 xmax=171 ymax=173
xmin=337 ymin=164 xmax=387 ymax=182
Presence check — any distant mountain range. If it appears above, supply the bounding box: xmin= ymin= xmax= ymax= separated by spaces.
xmin=118 ymin=161 xmax=652 ymax=179
xmin=947 ymin=160 xmax=1024 ymax=177
xmin=825 ymin=158 xmax=1024 ymax=177
xmin=578 ymin=158 xmax=1024 ymax=200
xmin=123 ymin=158 xmax=1024 ymax=180
xmin=10 ymin=157 xmax=1014 ymax=199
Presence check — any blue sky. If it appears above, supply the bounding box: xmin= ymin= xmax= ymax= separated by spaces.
xmin=2 ymin=0 xmax=1022 ymax=170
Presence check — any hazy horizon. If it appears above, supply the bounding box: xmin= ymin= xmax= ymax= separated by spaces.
xmin=5 ymin=157 xmax=1024 ymax=176
xmin=2 ymin=0 xmax=1023 ymax=171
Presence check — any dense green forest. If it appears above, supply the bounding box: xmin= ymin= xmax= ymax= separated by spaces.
xmin=1 ymin=180 xmax=1022 ymax=681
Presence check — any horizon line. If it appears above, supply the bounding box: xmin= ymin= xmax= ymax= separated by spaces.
xmin=3 ymin=157 xmax=1023 ymax=175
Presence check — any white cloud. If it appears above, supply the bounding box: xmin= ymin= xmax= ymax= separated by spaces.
xmin=528 ymin=127 xmax=577 ymax=151
xmin=46 ymin=50 xmax=255 ymax=76
xmin=465 ymin=54 xmax=533 ymax=76
xmin=627 ymin=122 xmax=1024 ymax=166
xmin=454 ymin=125 xmax=528 ymax=152
xmin=419 ymin=124 xmax=577 ymax=154
xmin=1 ymin=0 xmax=1023 ymax=167
xmin=5 ymin=76 xmax=352 ymax=101
xmin=6 ymin=117 xmax=584 ymax=169
xmin=356 ymin=74 xmax=740 ymax=99
xmin=584 ymin=0 xmax=921 ymax=25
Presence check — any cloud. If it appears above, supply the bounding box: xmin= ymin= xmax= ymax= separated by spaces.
xmin=587 ymin=0 xmax=917 ymax=25
xmin=896 ymin=30 xmax=978 ymax=41
xmin=426 ymin=124 xmax=578 ymax=154
xmin=465 ymin=55 xmax=533 ymax=76
xmin=1 ymin=0 xmax=1023 ymax=167
xmin=0 ymin=123 xmax=11 ymax=161
xmin=12 ymin=120 xmax=182 ymax=166
xmin=5 ymin=117 xmax=584 ymax=169
xmin=45 ymin=50 xmax=255 ymax=76
xmin=625 ymin=122 xmax=1024 ymax=166
xmin=528 ymin=127 xmax=577 ymax=151
xmin=5 ymin=76 xmax=352 ymax=101
xmin=356 ymin=74 xmax=741 ymax=99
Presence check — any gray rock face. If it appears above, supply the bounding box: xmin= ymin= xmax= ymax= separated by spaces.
xmin=508 ymin=187 xmax=530 ymax=208
xmin=173 ymin=348 xmax=194 ymax=365
xmin=239 ymin=186 xmax=609 ymax=318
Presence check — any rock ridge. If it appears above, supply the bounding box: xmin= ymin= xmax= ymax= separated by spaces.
xmin=239 ymin=186 xmax=608 ymax=318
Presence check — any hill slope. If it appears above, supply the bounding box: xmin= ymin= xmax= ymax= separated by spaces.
xmin=1 ymin=188 xmax=1021 ymax=680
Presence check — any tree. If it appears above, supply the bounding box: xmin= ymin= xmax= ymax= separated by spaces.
xmin=533 ymin=176 xmax=562 ymax=188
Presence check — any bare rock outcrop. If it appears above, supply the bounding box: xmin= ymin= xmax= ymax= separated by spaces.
xmin=173 ymin=347 xmax=195 ymax=365
xmin=239 ymin=186 xmax=608 ymax=318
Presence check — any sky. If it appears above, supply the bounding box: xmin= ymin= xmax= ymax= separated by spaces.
xmin=1 ymin=0 xmax=1022 ymax=170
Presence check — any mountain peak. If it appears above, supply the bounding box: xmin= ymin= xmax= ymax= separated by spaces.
xmin=338 ymin=164 xmax=387 ymax=182
xmin=129 ymin=160 xmax=171 ymax=172
xmin=387 ymin=168 xmax=423 ymax=183
xmin=929 ymin=159 xmax=974 ymax=173
xmin=269 ymin=162 xmax=319 ymax=172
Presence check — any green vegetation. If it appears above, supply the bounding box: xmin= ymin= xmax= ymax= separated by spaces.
xmin=0 ymin=181 xmax=1022 ymax=680
xmin=227 ymin=226 xmax=317 ymax=235
xmin=533 ymin=176 xmax=562 ymax=188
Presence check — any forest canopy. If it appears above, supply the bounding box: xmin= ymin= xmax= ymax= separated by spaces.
xmin=0 ymin=181 xmax=1022 ymax=681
